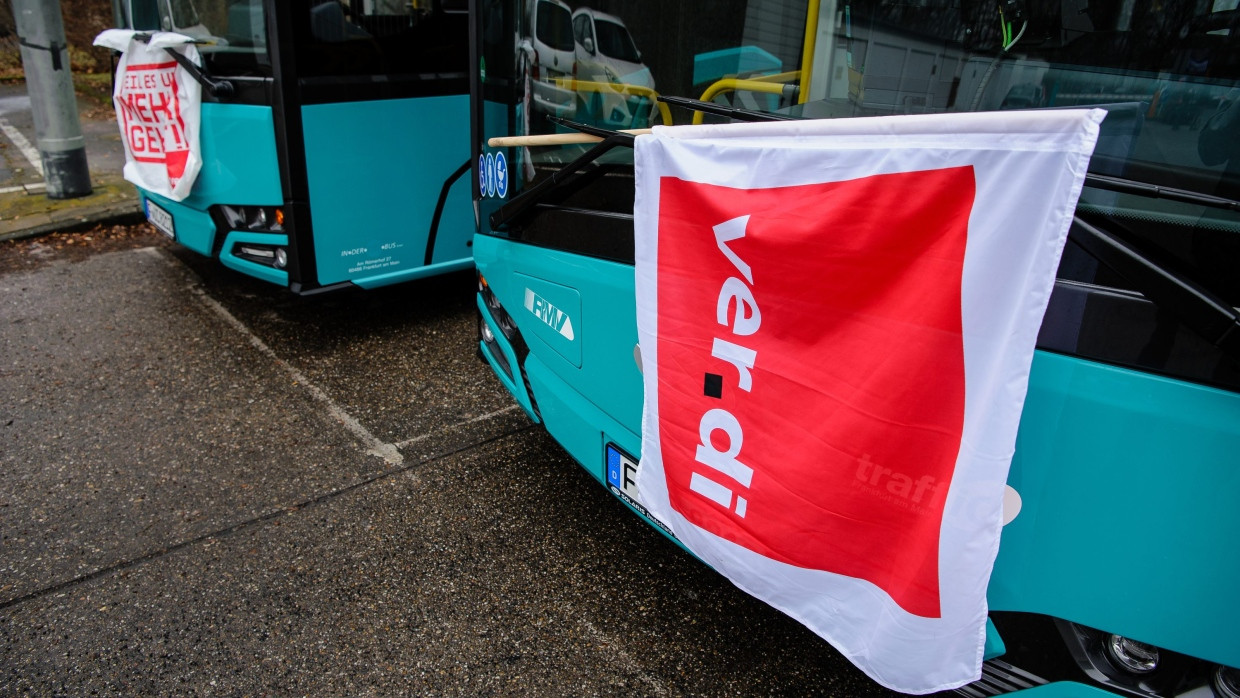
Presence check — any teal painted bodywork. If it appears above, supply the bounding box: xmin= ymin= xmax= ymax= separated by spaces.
xmin=137 ymin=97 xmax=472 ymax=290
xmin=524 ymin=353 xmax=683 ymax=551
xmin=984 ymin=618 xmax=1006 ymax=661
xmin=352 ymin=258 xmax=474 ymax=290
xmin=137 ymin=103 xmax=282 ymax=259
xmin=474 ymin=234 xmax=644 ymax=453
xmin=302 ymin=95 xmax=473 ymax=288
xmin=474 ymin=235 xmax=678 ymax=551
xmin=139 ymin=190 xmax=216 ymax=257
xmin=991 ymin=353 xmax=1240 ymax=669
xmin=217 ymin=231 xmax=289 ymax=287
xmin=473 ymin=232 xmax=1240 ymax=686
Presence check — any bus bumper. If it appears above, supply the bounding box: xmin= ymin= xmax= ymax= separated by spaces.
xmin=139 ymin=190 xmax=290 ymax=288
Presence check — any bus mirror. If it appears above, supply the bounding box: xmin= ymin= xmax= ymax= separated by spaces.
xmin=583 ymin=37 xmax=595 ymax=55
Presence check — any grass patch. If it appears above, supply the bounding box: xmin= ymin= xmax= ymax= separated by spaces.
xmin=0 ymin=43 xmax=22 ymax=81
xmin=75 ymin=72 xmax=116 ymax=118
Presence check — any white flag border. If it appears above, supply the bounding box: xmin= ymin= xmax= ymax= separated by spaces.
xmin=634 ymin=109 xmax=1104 ymax=693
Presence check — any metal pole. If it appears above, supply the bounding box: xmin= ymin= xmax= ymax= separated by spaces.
xmin=11 ymin=0 xmax=92 ymax=199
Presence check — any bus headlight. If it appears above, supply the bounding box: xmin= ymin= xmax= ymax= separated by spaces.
xmin=478 ymin=274 xmax=518 ymax=341
xmin=234 ymin=243 xmax=290 ymax=269
xmin=475 ymin=272 xmax=537 ymax=418
xmin=478 ymin=313 xmax=512 ymax=379
xmin=1105 ymin=635 xmax=1159 ymax=674
xmin=216 ymin=204 xmax=285 ymax=232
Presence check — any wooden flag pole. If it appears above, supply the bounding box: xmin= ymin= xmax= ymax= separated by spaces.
xmin=487 ymin=129 xmax=652 ymax=148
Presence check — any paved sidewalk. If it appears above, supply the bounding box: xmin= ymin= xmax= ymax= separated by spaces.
xmin=0 ymin=81 xmax=141 ymax=241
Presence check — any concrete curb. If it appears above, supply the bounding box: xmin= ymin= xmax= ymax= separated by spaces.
xmin=0 ymin=185 xmax=143 ymax=243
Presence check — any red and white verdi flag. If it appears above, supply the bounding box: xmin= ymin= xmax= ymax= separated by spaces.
xmin=94 ymin=30 xmax=203 ymax=201
xmin=633 ymin=110 xmax=1103 ymax=693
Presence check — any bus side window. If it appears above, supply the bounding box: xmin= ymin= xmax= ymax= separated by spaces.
xmin=309 ymin=0 xmax=372 ymax=42
xmin=302 ymin=0 xmax=467 ymax=78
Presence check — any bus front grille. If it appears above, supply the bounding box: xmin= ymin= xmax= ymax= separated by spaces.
xmin=954 ymin=660 xmax=1048 ymax=697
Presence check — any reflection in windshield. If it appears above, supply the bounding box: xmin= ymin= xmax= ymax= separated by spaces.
xmin=165 ymin=0 xmax=200 ymax=29
xmin=150 ymin=0 xmax=268 ymax=70
xmin=537 ymin=1 xmax=574 ymax=52
xmin=484 ymin=0 xmax=1240 ymax=300
xmin=503 ymin=0 xmax=1240 ymax=193
xmin=160 ymin=0 xmax=267 ymax=75
xmin=158 ymin=0 xmax=257 ymax=46
xmin=595 ymin=20 xmax=639 ymax=63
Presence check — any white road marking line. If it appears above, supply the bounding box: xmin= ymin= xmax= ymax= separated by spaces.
xmin=581 ymin=617 xmax=670 ymax=696
xmin=0 ymin=182 xmax=46 ymax=195
xmin=142 ymin=247 xmax=524 ymax=467
xmin=0 ymin=117 xmax=45 ymax=177
xmin=393 ymin=404 xmax=521 ymax=448
xmin=141 ymin=247 xmax=404 ymax=465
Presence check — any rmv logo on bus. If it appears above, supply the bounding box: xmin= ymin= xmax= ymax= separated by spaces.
xmin=524 ymin=288 xmax=575 ymax=340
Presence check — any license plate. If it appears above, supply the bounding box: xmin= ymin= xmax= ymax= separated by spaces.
xmin=145 ymin=199 xmax=175 ymax=240
xmin=605 ymin=444 xmax=676 ymax=539
xmin=606 ymin=444 xmax=642 ymax=502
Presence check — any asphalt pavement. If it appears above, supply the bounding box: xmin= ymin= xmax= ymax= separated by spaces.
xmin=0 ymin=83 xmax=904 ymax=695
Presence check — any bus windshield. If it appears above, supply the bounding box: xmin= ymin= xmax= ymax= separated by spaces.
xmin=156 ymin=0 xmax=270 ymax=77
xmin=479 ymin=0 xmax=1240 ymax=305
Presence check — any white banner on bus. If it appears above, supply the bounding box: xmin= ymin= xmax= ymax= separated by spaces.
xmin=633 ymin=109 xmax=1103 ymax=693
xmin=94 ymin=29 xmax=203 ymax=201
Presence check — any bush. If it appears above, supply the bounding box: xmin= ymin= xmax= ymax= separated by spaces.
xmin=0 ymin=0 xmax=115 ymax=78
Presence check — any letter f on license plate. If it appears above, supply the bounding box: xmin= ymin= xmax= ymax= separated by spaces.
xmin=607 ymin=444 xmax=641 ymax=501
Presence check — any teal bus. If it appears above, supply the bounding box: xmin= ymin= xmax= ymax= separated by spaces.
xmin=471 ymin=0 xmax=1240 ymax=695
xmin=109 ymin=0 xmax=472 ymax=293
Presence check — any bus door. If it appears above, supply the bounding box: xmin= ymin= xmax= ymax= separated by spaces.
xmin=281 ymin=0 xmax=473 ymax=292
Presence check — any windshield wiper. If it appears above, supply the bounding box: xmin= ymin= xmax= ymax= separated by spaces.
xmin=1084 ymin=173 xmax=1240 ymax=213
xmin=657 ymin=95 xmax=796 ymax=123
xmin=544 ymin=116 xmax=641 ymax=143
xmin=489 ymin=117 xmax=636 ymax=231
xmin=489 ymin=97 xmax=794 ymax=231
xmin=133 ymin=32 xmax=234 ymax=98
xmin=1071 ymin=215 xmax=1240 ymax=361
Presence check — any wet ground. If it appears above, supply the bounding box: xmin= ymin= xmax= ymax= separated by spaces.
xmin=0 ymin=224 xmax=906 ymax=696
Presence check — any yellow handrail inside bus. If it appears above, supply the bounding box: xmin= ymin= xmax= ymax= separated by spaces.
xmin=553 ymin=78 xmax=674 ymax=126
xmin=799 ymin=0 xmax=821 ymax=104
xmin=693 ymin=75 xmax=800 ymax=125
xmin=738 ymin=70 xmax=802 ymax=85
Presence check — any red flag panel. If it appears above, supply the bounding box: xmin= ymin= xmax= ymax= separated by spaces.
xmin=654 ymin=167 xmax=975 ymax=618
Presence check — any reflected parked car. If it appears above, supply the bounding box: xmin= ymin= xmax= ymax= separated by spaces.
xmin=518 ymin=0 xmax=577 ymax=130
xmin=571 ymin=8 xmax=655 ymax=128
xmin=571 ymin=8 xmax=653 ymax=90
